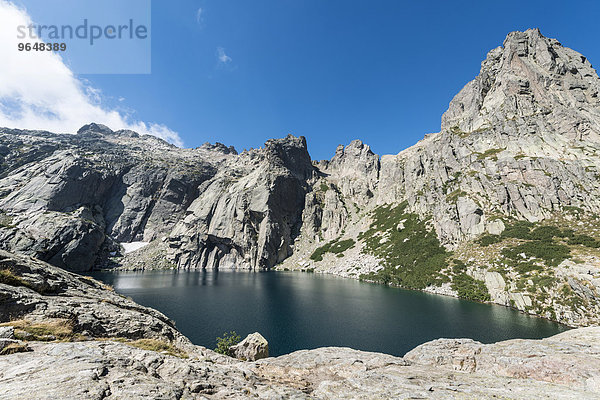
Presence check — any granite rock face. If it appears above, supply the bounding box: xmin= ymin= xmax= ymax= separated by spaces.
xmin=0 ymin=126 xmax=314 ymax=272
xmin=279 ymin=29 xmax=600 ymax=327
xmin=5 ymin=334 xmax=600 ymax=399
xmin=1 ymin=29 xmax=600 ymax=327
xmin=0 ymin=250 xmax=191 ymax=348
xmin=0 ymin=124 xmax=219 ymax=271
xmin=166 ymin=135 xmax=314 ymax=270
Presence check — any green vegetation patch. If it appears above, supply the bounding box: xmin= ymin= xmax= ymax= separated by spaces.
xmin=215 ymin=331 xmax=241 ymax=356
xmin=500 ymin=221 xmax=574 ymax=242
xmin=451 ymin=273 xmax=490 ymax=302
xmin=359 ymin=202 xmax=451 ymax=289
xmin=493 ymin=221 xmax=573 ymax=268
xmin=529 ymin=274 xmax=556 ymax=289
xmin=477 ymin=234 xmax=502 ymax=247
xmin=446 ymin=190 xmax=467 ymax=203
xmin=0 ymin=212 xmax=14 ymax=228
xmin=500 ymin=220 xmax=534 ymax=239
xmin=502 ymin=240 xmax=570 ymax=268
xmin=310 ymin=238 xmax=356 ymax=261
xmin=449 ymin=125 xmax=470 ymax=138
xmin=476 ymin=148 xmax=504 ymax=161
xmin=569 ymin=234 xmax=600 ymax=248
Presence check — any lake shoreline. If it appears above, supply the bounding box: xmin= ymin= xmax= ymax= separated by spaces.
xmin=100 ymin=263 xmax=575 ymax=331
xmin=92 ymin=267 xmax=569 ymax=357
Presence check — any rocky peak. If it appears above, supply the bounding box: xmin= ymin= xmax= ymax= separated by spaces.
xmin=263 ymin=134 xmax=313 ymax=179
xmin=198 ymin=142 xmax=238 ymax=155
xmin=331 ymin=139 xmax=374 ymax=161
xmin=76 ymin=123 xmax=114 ymax=136
xmin=441 ymin=29 xmax=600 ymax=142
xmin=113 ymin=129 xmax=140 ymax=139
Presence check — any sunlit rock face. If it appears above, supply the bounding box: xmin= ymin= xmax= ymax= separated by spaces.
xmin=1 ymin=30 xmax=600 ymax=326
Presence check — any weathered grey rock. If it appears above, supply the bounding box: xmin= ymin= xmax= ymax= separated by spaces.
xmin=0 ymin=125 xmax=221 ymax=271
xmin=0 ymin=340 xmax=304 ymax=400
xmin=229 ymin=332 xmax=269 ymax=361
xmin=166 ymin=135 xmax=314 ymax=270
xmin=405 ymin=327 xmax=600 ymax=394
xmin=0 ymin=326 xmax=14 ymax=339
xmin=0 ymin=250 xmax=193 ymax=349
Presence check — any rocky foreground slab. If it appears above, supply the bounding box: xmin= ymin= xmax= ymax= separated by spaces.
xmin=1 ymin=250 xmax=600 ymax=399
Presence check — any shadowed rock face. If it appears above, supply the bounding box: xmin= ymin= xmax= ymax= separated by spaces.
xmin=0 ymin=127 xmax=313 ymax=271
xmin=166 ymin=134 xmax=315 ymax=270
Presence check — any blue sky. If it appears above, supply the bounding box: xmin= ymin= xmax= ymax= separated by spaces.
xmin=5 ymin=1 xmax=600 ymax=160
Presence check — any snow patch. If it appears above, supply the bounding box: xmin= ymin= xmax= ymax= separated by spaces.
xmin=121 ymin=241 xmax=149 ymax=254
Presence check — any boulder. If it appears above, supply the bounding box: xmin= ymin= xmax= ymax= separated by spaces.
xmin=228 ymin=332 xmax=269 ymax=361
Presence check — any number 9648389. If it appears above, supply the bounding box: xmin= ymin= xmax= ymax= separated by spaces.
xmin=18 ymin=42 xmax=66 ymax=52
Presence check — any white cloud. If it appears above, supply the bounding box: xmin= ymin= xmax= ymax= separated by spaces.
xmin=0 ymin=0 xmax=183 ymax=147
xmin=196 ymin=7 xmax=203 ymax=24
xmin=217 ymin=47 xmax=232 ymax=64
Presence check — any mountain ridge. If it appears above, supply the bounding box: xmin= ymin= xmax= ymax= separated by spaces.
xmin=1 ymin=29 xmax=600 ymax=326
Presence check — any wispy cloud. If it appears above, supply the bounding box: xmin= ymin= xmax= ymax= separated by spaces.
xmin=0 ymin=0 xmax=183 ymax=147
xmin=196 ymin=7 xmax=203 ymax=24
xmin=217 ymin=47 xmax=232 ymax=64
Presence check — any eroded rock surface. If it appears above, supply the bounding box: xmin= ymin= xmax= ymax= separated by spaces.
xmin=0 ymin=250 xmax=191 ymax=348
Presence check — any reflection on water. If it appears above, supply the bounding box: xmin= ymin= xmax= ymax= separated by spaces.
xmin=92 ymin=269 xmax=569 ymax=357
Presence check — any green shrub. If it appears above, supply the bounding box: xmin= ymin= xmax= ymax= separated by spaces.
xmin=451 ymin=259 xmax=467 ymax=274
xmin=451 ymin=273 xmax=490 ymax=302
xmin=501 ymin=241 xmax=570 ymax=267
xmin=569 ymin=234 xmax=600 ymax=248
xmin=528 ymin=226 xmax=563 ymax=241
xmin=477 ymin=234 xmax=502 ymax=246
xmin=501 ymin=220 xmax=534 ymax=240
xmin=215 ymin=331 xmax=241 ymax=355
xmin=513 ymin=261 xmax=544 ymax=274
xmin=310 ymin=239 xmax=355 ymax=261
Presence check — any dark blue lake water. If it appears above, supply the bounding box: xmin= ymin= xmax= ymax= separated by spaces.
xmin=92 ymin=269 xmax=568 ymax=357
